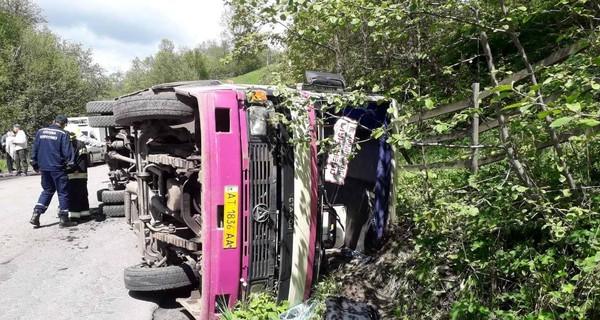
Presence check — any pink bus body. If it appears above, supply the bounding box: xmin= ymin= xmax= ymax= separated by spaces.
xmin=175 ymin=86 xmax=320 ymax=318
xmin=98 ymin=79 xmax=393 ymax=319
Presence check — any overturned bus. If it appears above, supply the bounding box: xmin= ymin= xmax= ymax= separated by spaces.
xmin=86 ymin=72 xmax=397 ymax=319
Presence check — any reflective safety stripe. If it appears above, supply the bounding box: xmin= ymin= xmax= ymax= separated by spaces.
xmin=78 ymin=148 xmax=88 ymax=155
xmin=68 ymin=173 xmax=88 ymax=179
xmin=69 ymin=211 xmax=81 ymax=219
xmin=40 ymin=128 xmax=66 ymax=134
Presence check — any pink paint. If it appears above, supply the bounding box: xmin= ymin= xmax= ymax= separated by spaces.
xmin=187 ymin=89 xmax=243 ymax=319
xmin=237 ymin=90 xmax=251 ymax=288
xmin=173 ymin=86 xmax=323 ymax=317
xmin=304 ymin=98 xmax=319 ymax=299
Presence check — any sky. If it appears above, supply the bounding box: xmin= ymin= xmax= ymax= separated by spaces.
xmin=34 ymin=0 xmax=226 ymax=74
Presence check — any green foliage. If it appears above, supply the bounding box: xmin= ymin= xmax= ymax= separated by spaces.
xmin=221 ymin=293 xmax=289 ymax=320
xmin=0 ymin=0 xmax=109 ymax=138
xmin=309 ymin=277 xmax=341 ymax=318
xmin=228 ymin=0 xmax=600 ymax=319
xmin=112 ymin=38 xmax=276 ymax=95
xmin=197 ymin=39 xmax=266 ymax=80
xmin=117 ymin=39 xmax=210 ymax=94
xmin=392 ymin=157 xmax=600 ymax=319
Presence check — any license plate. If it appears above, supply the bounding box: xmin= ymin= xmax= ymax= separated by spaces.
xmin=223 ymin=186 xmax=239 ymax=249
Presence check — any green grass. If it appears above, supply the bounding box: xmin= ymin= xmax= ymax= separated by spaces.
xmin=0 ymin=158 xmax=6 ymax=171
xmin=227 ymin=66 xmax=273 ymax=85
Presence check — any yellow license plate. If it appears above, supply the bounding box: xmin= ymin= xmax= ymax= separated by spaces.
xmin=223 ymin=186 xmax=239 ymax=249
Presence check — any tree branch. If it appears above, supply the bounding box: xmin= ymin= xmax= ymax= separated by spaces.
xmin=499 ymin=0 xmax=580 ymax=196
xmin=275 ymin=21 xmax=338 ymax=55
xmin=412 ymin=9 xmax=506 ymax=33
xmin=344 ymin=1 xmax=505 ymax=33
xmin=480 ymin=31 xmax=536 ymax=189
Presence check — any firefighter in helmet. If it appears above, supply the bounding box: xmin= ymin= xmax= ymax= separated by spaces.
xmin=67 ymin=129 xmax=90 ymax=219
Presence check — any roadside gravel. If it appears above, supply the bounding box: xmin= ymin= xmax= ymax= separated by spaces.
xmin=0 ymin=165 xmax=160 ymax=320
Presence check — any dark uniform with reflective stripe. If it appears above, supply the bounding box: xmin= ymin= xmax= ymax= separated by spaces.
xmin=67 ymin=137 xmax=90 ymax=215
xmin=30 ymin=123 xmax=75 ymax=216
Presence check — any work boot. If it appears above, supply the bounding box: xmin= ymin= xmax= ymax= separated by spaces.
xmin=59 ymin=215 xmax=77 ymax=228
xmin=30 ymin=212 xmax=41 ymax=228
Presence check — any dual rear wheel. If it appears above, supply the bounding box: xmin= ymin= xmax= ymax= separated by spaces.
xmin=88 ymin=90 xmax=199 ymax=293
xmin=97 ymin=189 xmax=125 ymax=217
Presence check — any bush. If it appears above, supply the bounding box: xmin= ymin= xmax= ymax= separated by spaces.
xmin=391 ymin=161 xmax=600 ymax=319
xmin=221 ymin=293 xmax=289 ymax=320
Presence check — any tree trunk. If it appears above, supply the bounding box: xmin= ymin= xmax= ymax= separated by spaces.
xmin=499 ymin=0 xmax=579 ymax=196
xmin=332 ymin=34 xmax=343 ymax=74
xmin=480 ymin=31 xmax=535 ymax=188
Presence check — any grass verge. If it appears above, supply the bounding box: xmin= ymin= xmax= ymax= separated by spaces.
xmin=227 ymin=66 xmax=274 ymax=85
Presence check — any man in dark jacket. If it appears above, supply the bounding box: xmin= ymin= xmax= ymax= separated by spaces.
xmin=29 ymin=115 xmax=77 ymax=228
xmin=67 ymin=131 xmax=90 ymax=219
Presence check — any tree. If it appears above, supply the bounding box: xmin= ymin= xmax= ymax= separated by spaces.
xmin=121 ymin=56 xmax=154 ymax=93
xmin=117 ymin=39 xmax=212 ymax=94
xmin=0 ymin=0 xmax=44 ymax=24
xmin=227 ymin=0 xmax=600 ymax=318
xmin=179 ymin=48 xmax=209 ymax=81
xmin=12 ymin=28 xmax=101 ymax=131
xmin=0 ymin=2 xmax=110 ymax=136
xmin=150 ymin=39 xmax=179 ymax=84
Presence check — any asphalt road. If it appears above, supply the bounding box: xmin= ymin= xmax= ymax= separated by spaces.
xmin=0 ymin=164 xmax=192 ymax=320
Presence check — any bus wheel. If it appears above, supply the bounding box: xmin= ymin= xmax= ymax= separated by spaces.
xmin=124 ymin=263 xmax=199 ymax=291
xmin=114 ymin=92 xmax=194 ymax=126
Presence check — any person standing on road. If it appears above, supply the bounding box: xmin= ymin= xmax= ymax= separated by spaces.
xmin=0 ymin=132 xmax=4 ymax=174
xmin=29 ymin=115 xmax=77 ymax=228
xmin=3 ymin=131 xmax=16 ymax=174
xmin=67 ymin=130 xmax=90 ymax=219
xmin=1 ymin=131 xmax=6 ymax=155
xmin=12 ymin=124 xmax=28 ymax=176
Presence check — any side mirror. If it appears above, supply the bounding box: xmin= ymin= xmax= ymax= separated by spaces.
xmin=305 ymin=71 xmax=346 ymax=89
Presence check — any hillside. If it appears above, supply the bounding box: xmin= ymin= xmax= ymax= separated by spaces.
xmin=227 ymin=65 xmax=273 ymax=85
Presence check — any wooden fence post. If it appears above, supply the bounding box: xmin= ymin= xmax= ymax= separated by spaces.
xmin=471 ymin=83 xmax=480 ymax=173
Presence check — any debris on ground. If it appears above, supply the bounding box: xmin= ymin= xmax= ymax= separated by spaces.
xmin=325 ymin=223 xmax=413 ymax=318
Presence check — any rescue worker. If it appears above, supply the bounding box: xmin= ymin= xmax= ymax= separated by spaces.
xmin=29 ymin=115 xmax=77 ymax=228
xmin=67 ymin=130 xmax=90 ymax=219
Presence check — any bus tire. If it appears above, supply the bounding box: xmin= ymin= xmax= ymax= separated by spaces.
xmin=101 ymin=190 xmax=126 ymax=204
xmin=100 ymin=203 xmax=125 ymax=217
xmin=86 ymin=100 xmax=115 ymax=115
xmin=114 ymin=92 xmax=194 ymax=126
xmin=88 ymin=115 xmax=119 ymax=128
xmin=124 ymin=263 xmax=199 ymax=292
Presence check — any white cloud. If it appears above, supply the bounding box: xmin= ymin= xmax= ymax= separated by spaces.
xmin=51 ymin=25 xmax=156 ymax=73
xmin=34 ymin=0 xmax=225 ymax=73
